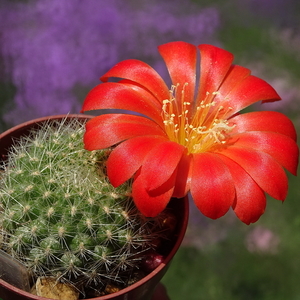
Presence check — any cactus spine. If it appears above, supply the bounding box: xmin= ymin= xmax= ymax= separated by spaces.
xmin=0 ymin=117 xmax=170 ymax=297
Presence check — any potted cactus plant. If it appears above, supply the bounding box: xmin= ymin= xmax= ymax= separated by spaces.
xmin=1 ymin=40 xmax=298 ymax=300
xmin=0 ymin=114 xmax=189 ymax=300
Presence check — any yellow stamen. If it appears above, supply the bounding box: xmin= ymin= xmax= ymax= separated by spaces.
xmin=161 ymin=83 xmax=235 ymax=154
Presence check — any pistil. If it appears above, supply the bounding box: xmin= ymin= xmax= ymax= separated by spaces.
xmin=162 ymin=83 xmax=235 ymax=154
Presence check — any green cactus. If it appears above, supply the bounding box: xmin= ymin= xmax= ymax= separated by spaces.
xmin=0 ymin=117 xmax=172 ymax=297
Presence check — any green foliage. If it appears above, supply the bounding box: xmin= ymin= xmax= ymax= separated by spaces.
xmin=162 ymin=237 xmax=299 ymax=300
xmin=0 ymin=81 xmax=16 ymax=132
xmin=162 ymin=170 xmax=300 ymax=300
xmin=0 ymin=117 xmax=167 ymax=296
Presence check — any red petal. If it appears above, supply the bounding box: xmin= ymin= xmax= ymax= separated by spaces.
xmin=172 ymin=153 xmax=193 ymax=198
xmin=106 ymin=135 xmax=167 ymax=187
xmin=158 ymin=41 xmax=197 ymax=105
xmin=132 ymin=169 xmax=175 ymax=217
xmin=83 ymin=114 xmax=166 ymax=150
xmin=100 ymin=59 xmax=170 ymax=101
xmin=222 ymin=75 xmax=281 ymax=117
xmin=196 ymin=44 xmax=234 ymax=108
xmin=217 ymin=65 xmax=251 ymax=96
xmin=230 ymin=111 xmax=297 ymax=141
xmin=227 ymin=131 xmax=299 ymax=175
xmin=217 ymin=154 xmax=266 ymax=224
xmin=190 ymin=152 xmax=235 ymax=219
xmin=139 ymin=141 xmax=185 ymax=192
xmin=212 ymin=65 xmax=250 ymax=116
xmin=217 ymin=146 xmax=288 ymax=201
xmin=81 ymin=82 xmax=162 ymax=125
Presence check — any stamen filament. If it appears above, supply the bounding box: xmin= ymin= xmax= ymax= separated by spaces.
xmin=161 ymin=83 xmax=235 ymax=154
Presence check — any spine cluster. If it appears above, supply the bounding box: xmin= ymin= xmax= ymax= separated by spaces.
xmin=0 ymin=117 xmax=169 ymax=297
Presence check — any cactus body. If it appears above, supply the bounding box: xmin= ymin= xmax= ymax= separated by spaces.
xmin=0 ymin=117 xmax=168 ymax=297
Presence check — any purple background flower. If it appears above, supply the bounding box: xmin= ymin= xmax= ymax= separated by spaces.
xmin=0 ymin=0 xmax=219 ymax=127
xmin=1 ymin=0 xmax=299 ymax=130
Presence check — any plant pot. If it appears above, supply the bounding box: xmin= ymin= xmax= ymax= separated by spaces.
xmin=0 ymin=114 xmax=189 ymax=300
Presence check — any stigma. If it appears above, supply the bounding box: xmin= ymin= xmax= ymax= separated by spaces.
xmin=162 ymin=83 xmax=235 ymax=154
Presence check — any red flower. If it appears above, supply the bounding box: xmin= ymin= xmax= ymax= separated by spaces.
xmin=81 ymin=41 xmax=299 ymax=224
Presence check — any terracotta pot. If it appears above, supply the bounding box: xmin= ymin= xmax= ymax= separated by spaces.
xmin=0 ymin=114 xmax=189 ymax=300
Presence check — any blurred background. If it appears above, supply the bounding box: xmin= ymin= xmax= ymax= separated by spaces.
xmin=0 ymin=0 xmax=299 ymax=299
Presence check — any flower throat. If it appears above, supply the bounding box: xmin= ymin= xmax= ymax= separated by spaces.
xmin=162 ymin=83 xmax=235 ymax=154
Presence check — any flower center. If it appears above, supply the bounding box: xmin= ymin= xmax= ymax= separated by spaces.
xmin=162 ymin=83 xmax=235 ymax=154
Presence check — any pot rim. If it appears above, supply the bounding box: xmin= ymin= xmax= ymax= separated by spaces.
xmin=0 ymin=113 xmax=92 ymax=139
